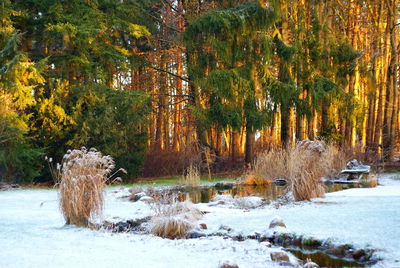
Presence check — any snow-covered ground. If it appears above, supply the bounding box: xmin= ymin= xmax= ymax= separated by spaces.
xmin=197 ymin=173 xmax=400 ymax=267
xmin=0 ymin=189 xmax=285 ymax=268
xmin=0 ymin=173 xmax=399 ymax=268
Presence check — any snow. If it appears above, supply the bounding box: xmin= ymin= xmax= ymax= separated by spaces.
xmin=0 ymin=189 xmax=283 ymax=268
xmin=1 ymin=173 xmax=399 ymax=267
xmin=197 ymin=173 xmax=400 ymax=267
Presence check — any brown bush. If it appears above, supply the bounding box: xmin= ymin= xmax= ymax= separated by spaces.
xmin=142 ymin=144 xmax=201 ymax=178
xmin=59 ymin=147 xmax=114 ymax=226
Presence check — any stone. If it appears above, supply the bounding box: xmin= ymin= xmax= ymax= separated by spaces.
xmin=186 ymin=231 xmax=205 ymax=239
xmin=269 ymin=216 xmax=286 ymax=229
xmin=279 ymin=261 xmax=295 ymax=267
xmin=258 ymin=235 xmax=271 ymax=243
xmin=341 ymin=159 xmax=371 ymax=175
xmin=219 ymin=260 xmax=239 ymax=268
xmin=131 ymin=192 xmax=146 ymax=201
xmin=270 ymin=251 xmax=290 ymax=262
xmin=273 ymin=178 xmax=288 ymax=186
xmin=138 ymin=196 xmax=154 ymax=203
xmin=303 ymin=261 xmax=319 ymax=268
xmin=199 ymin=223 xmax=207 ymax=229
xmin=352 ymin=249 xmax=366 ymax=260
xmin=277 ymin=192 xmax=295 ymax=203
xmin=232 ymin=234 xmax=245 ymax=241
xmin=246 ymin=232 xmax=260 ymax=240
xmin=219 ymin=225 xmax=233 ymax=232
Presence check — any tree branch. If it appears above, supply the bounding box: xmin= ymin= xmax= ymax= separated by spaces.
xmin=149 ymin=65 xmax=189 ymax=82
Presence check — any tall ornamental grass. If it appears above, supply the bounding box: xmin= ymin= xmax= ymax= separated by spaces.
xmin=252 ymin=140 xmax=346 ymax=201
xmin=59 ymin=147 xmax=114 ymax=226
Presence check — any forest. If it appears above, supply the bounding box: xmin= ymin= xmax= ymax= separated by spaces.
xmin=1 ymin=0 xmax=399 ymax=183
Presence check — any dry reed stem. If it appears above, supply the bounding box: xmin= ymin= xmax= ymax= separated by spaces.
xmin=179 ymin=164 xmax=200 ymax=187
xmin=59 ymin=147 xmax=114 ymax=226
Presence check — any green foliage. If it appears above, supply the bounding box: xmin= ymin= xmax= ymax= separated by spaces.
xmin=0 ymin=15 xmax=44 ymax=182
xmin=68 ymin=85 xmax=151 ymax=179
xmin=274 ymin=35 xmax=295 ymax=62
xmin=267 ymin=79 xmax=299 ymax=110
xmin=0 ymin=0 xmax=153 ymax=183
xmin=332 ymin=42 xmax=361 ymax=85
xmin=31 ymin=83 xmax=151 ymax=181
xmin=0 ymin=124 xmax=43 ymax=183
xmin=13 ymin=0 xmax=151 ymax=85
xmin=185 ymin=2 xmax=278 ymax=136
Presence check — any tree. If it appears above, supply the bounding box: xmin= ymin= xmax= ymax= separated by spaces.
xmin=185 ymin=1 xmax=277 ymax=164
xmin=0 ymin=2 xmax=44 ymax=182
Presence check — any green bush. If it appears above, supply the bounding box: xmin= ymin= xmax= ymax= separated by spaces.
xmin=0 ymin=124 xmax=43 ymax=183
xmin=69 ymin=85 xmax=150 ymax=180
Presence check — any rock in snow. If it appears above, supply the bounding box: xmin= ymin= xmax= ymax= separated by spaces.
xmin=269 ymin=216 xmax=286 ymax=229
xmin=218 ymin=260 xmax=239 ymax=268
xmin=138 ymin=195 xmax=154 ymax=203
xmin=303 ymin=261 xmax=319 ymax=268
xmin=270 ymin=251 xmax=290 ymax=262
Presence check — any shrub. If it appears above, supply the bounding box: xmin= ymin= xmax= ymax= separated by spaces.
xmin=33 ymin=84 xmax=150 ymax=182
xmin=59 ymin=147 xmax=114 ymax=227
xmin=150 ymin=195 xmax=202 ymax=239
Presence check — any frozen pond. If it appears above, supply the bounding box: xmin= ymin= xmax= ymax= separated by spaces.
xmin=1 ymin=173 xmax=399 ymax=267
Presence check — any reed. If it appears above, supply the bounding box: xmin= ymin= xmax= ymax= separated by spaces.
xmin=179 ymin=164 xmax=200 ymax=187
xmin=250 ymin=140 xmax=346 ymax=201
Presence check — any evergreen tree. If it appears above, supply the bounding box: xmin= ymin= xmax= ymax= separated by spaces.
xmin=0 ymin=1 xmax=44 ymax=182
xmin=185 ymin=1 xmax=277 ymax=164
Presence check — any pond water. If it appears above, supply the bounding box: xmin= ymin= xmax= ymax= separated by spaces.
xmin=169 ymin=179 xmax=378 ymax=204
xmin=288 ymin=249 xmax=365 ymax=267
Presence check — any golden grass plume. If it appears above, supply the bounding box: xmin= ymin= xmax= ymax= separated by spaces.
xmin=59 ymin=147 xmax=114 ymax=226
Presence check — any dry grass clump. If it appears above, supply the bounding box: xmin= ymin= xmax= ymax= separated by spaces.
xmin=324 ymin=143 xmax=347 ymax=177
xmin=251 ymin=139 xmax=346 ymax=201
xmin=250 ymin=147 xmax=288 ymax=185
xmin=242 ymin=173 xmax=272 ymax=185
xmin=59 ymin=147 xmax=114 ymax=226
xmin=288 ymin=140 xmax=327 ymax=201
xmin=179 ymin=164 xmax=200 ymax=187
xmin=150 ymin=194 xmax=202 ymax=239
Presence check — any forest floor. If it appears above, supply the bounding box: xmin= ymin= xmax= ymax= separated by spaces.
xmin=0 ymin=173 xmax=399 ymax=267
